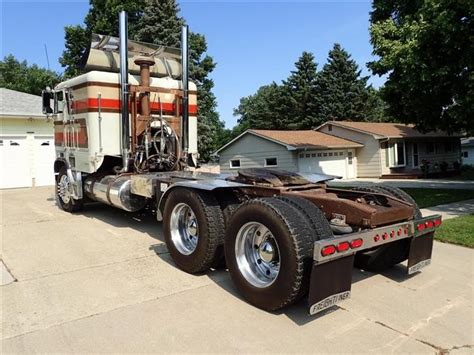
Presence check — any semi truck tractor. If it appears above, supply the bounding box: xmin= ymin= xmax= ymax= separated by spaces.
xmin=42 ymin=11 xmax=441 ymax=315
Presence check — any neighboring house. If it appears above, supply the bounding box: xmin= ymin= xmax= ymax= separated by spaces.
xmin=216 ymin=129 xmax=362 ymax=179
xmin=317 ymin=121 xmax=462 ymax=178
xmin=461 ymin=137 xmax=474 ymax=166
xmin=0 ymin=88 xmax=55 ymax=188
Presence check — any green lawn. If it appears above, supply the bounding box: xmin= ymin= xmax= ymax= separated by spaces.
xmin=401 ymin=188 xmax=474 ymax=208
xmin=434 ymin=214 xmax=474 ymax=248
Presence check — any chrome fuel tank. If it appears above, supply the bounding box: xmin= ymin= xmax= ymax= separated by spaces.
xmin=84 ymin=175 xmax=147 ymax=212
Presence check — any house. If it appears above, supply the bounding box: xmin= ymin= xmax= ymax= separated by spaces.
xmin=0 ymin=88 xmax=55 ymax=188
xmin=461 ymin=137 xmax=474 ymax=166
xmin=317 ymin=121 xmax=462 ymax=178
xmin=216 ymin=129 xmax=363 ymax=178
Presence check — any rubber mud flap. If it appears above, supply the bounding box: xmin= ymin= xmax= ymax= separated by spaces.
xmin=308 ymin=255 xmax=354 ymax=315
xmin=407 ymin=232 xmax=434 ymax=275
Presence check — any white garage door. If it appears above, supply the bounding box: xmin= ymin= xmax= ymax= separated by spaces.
xmin=34 ymin=137 xmax=55 ymax=186
xmin=298 ymin=150 xmax=355 ymax=179
xmin=0 ymin=135 xmax=56 ymax=189
xmin=0 ymin=136 xmax=31 ymax=189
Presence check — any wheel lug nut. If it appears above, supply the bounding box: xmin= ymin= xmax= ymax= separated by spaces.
xmin=257 ymin=259 xmax=262 ymax=264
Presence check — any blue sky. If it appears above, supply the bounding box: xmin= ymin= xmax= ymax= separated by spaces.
xmin=1 ymin=0 xmax=384 ymax=128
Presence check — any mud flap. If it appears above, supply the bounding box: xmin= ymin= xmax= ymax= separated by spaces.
xmin=308 ymin=255 xmax=354 ymax=315
xmin=407 ymin=232 xmax=434 ymax=275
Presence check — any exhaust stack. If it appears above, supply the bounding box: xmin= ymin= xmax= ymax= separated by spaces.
xmin=119 ymin=11 xmax=130 ymax=171
xmin=181 ymin=25 xmax=189 ymax=154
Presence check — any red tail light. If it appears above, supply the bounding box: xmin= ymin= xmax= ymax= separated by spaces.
xmin=390 ymin=230 xmax=395 ymax=238
xmin=417 ymin=223 xmax=426 ymax=232
xmin=397 ymin=228 xmax=402 ymax=236
xmin=425 ymin=220 xmax=434 ymax=229
xmin=374 ymin=234 xmax=380 ymax=242
xmin=434 ymin=219 xmax=442 ymax=227
xmin=350 ymin=239 xmax=363 ymax=248
xmin=337 ymin=242 xmax=350 ymax=252
xmin=321 ymin=245 xmax=336 ymax=256
xmin=382 ymin=232 xmax=389 ymax=240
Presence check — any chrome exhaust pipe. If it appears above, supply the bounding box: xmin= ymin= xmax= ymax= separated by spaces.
xmin=119 ymin=11 xmax=130 ymax=171
xmin=181 ymin=25 xmax=189 ymax=154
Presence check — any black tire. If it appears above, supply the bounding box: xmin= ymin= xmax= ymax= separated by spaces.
xmin=211 ymin=193 xmax=242 ymax=269
xmin=371 ymin=185 xmax=422 ymax=218
xmin=225 ymin=197 xmax=314 ymax=311
xmin=56 ymin=167 xmax=83 ymax=213
xmin=163 ymin=188 xmax=225 ymax=274
xmin=275 ymin=195 xmax=333 ymax=241
xmin=352 ymin=185 xmax=421 ymax=272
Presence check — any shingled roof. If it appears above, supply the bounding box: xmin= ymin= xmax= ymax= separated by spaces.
xmin=321 ymin=121 xmax=460 ymax=138
xmin=216 ymin=129 xmax=362 ymax=153
xmin=0 ymin=88 xmax=44 ymax=118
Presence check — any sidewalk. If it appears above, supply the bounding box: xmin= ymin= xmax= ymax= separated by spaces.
xmin=329 ymin=178 xmax=474 ymax=190
xmin=421 ymin=199 xmax=474 ymax=220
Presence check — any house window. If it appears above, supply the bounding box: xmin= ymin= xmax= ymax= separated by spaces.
xmin=413 ymin=143 xmax=419 ymax=167
xmin=328 ymin=124 xmax=333 ymax=132
xmin=329 ymin=152 xmax=333 ymax=156
xmin=311 ymin=153 xmax=316 ymax=157
xmin=463 ymin=151 xmax=469 ymax=158
xmin=299 ymin=153 xmax=304 ymax=158
xmin=264 ymin=157 xmax=278 ymax=167
xmin=388 ymin=141 xmax=406 ymax=167
xmin=317 ymin=153 xmax=322 ymax=157
xmin=0 ymin=140 xmax=3 ymax=146
xmin=348 ymin=151 xmax=353 ymax=165
xmin=323 ymin=153 xmax=328 ymax=157
xmin=305 ymin=154 xmax=310 ymax=158
xmin=426 ymin=142 xmax=435 ymax=154
xmin=229 ymin=159 xmax=240 ymax=169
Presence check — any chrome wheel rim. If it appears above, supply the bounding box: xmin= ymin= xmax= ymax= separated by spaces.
xmin=235 ymin=222 xmax=280 ymax=288
xmin=170 ymin=203 xmax=199 ymax=255
xmin=58 ymin=174 xmax=71 ymax=204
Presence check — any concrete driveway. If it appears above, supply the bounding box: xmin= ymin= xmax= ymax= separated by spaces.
xmin=1 ymin=187 xmax=473 ymax=353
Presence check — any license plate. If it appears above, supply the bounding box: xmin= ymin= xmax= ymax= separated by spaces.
xmin=309 ymin=291 xmax=351 ymax=315
xmin=408 ymin=259 xmax=431 ymax=275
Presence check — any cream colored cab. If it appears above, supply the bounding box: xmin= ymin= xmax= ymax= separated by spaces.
xmin=52 ymin=70 xmax=198 ymax=174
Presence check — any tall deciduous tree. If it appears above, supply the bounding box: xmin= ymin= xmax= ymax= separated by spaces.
xmin=369 ymin=0 xmax=473 ymax=134
xmin=0 ymin=55 xmax=62 ymax=96
xmin=317 ymin=44 xmax=375 ymax=122
xmin=60 ymin=0 xmax=224 ymax=160
xmin=234 ymin=82 xmax=287 ymax=132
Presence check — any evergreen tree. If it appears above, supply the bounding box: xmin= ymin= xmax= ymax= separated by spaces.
xmin=281 ymin=51 xmax=320 ymax=129
xmin=316 ymin=44 xmax=374 ymax=122
xmin=0 ymin=55 xmax=62 ymax=96
xmin=60 ymin=0 xmax=223 ymax=161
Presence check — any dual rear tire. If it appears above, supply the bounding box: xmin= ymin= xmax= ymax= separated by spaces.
xmin=163 ymin=190 xmax=333 ymax=311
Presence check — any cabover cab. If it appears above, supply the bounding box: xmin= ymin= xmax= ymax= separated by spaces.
xmin=51 ymin=71 xmax=198 ymax=174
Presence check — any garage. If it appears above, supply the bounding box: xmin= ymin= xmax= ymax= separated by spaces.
xmin=0 ymin=88 xmax=56 ymax=189
xmin=298 ymin=149 xmax=356 ymax=179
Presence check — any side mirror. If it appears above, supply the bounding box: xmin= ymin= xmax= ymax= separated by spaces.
xmin=42 ymin=89 xmax=53 ymax=114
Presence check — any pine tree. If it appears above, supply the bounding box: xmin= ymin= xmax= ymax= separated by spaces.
xmin=316 ymin=44 xmax=373 ymax=122
xmin=281 ymin=51 xmax=320 ymax=129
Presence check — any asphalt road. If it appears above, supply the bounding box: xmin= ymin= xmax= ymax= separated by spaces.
xmin=1 ymin=187 xmax=473 ymax=353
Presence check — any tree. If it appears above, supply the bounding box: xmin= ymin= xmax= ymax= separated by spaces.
xmin=60 ymin=0 xmax=143 ymax=78
xmin=369 ymin=0 xmax=473 ymax=134
xmin=60 ymin=0 xmax=224 ymax=160
xmin=233 ymin=83 xmax=287 ymax=132
xmin=0 ymin=55 xmax=62 ymax=96
xmin=317 ymin=44 xmax=377 ymax=122
xmin=281 ymin=51 xmax=320 ymax=129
